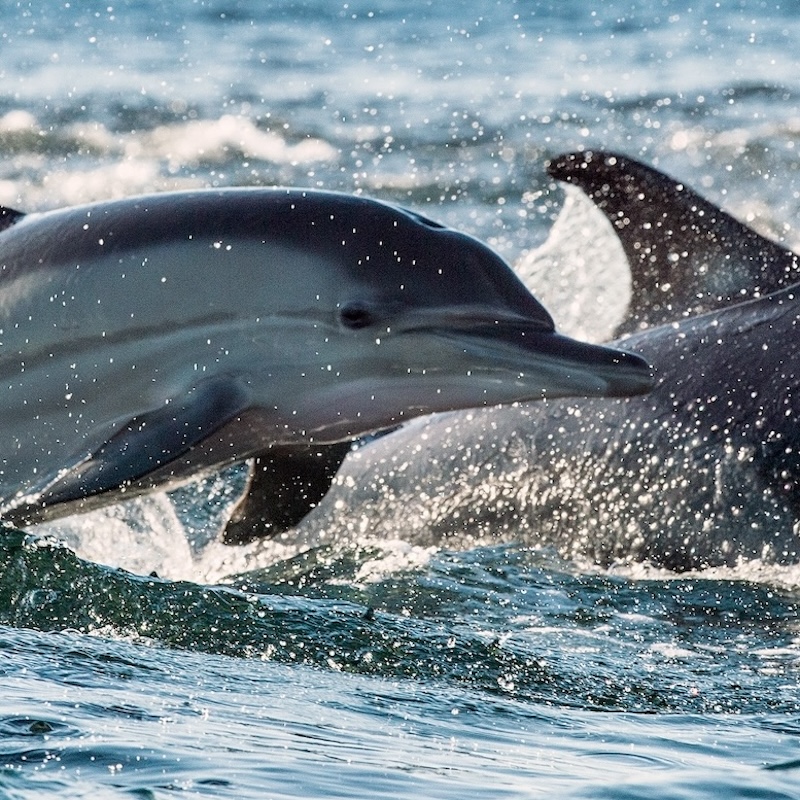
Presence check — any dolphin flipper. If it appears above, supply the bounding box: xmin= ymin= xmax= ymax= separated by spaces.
xmin=40 ymin=376 xmax=252 ymax=507
xmin=222 ymin=441 xmax=353 ymax=544
xmin=547 ymin=151 xmax=800 ymax=334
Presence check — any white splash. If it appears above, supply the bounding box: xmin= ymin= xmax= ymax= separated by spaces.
xmin=32 ymin=494 xmax=195 ymax=580
xmin=513 ymin=185 xmax=631 ymax=343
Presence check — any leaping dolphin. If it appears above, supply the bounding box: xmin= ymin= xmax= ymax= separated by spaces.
xmin=0 ymin=188 xmax=652 ymax=529
xmin=292 ymin=153 xmax=800 ymax=570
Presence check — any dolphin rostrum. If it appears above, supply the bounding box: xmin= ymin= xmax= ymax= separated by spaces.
xmin=0 ymin=188 xmax=652 ymax=530
xmin=294 ymin=154 xmax=800 ymax=570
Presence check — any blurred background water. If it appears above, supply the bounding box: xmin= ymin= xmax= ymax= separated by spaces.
xmin=0 ymin=1 xmax=800 ymax=797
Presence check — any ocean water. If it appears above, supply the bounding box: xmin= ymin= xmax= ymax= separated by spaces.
xmin=1 ymin=1 xmax=800 ymax=797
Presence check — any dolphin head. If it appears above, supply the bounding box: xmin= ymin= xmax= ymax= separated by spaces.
xmin=256 ymin=194 xmax=654 ymax=440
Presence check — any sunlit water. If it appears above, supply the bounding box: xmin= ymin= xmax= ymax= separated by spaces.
xmin=1 ymin=1 xmax=800 ymax=797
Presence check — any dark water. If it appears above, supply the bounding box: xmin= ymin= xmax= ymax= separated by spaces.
xmin=2 ymin=530 xmax=800 ymax=798
xmin=1 ymin=1 xmax=800 ymax=797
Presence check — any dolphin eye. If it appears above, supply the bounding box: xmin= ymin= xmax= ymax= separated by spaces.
xmin=340 ymin=303 xmax=375 ymax=329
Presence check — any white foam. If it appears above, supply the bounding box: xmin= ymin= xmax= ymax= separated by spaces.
xmin=5 ymin=110 xmax=338 ymax=209
xmin=140 ymin=114 xmax=337 ymax=169
xmin=0 ymin=110 xmax=37 ymax=133
xmin=605 ymin=556 xmax=800 ymax=590
xmin=513 ymin=185 xmax=631 ymax=342
xmin=32 ymin=494 xmax=195 ymax=580
xmin=42 ymin=160 xmax=201 ymax=206
xmin=351 ymin=539 xmax=437 ymax=584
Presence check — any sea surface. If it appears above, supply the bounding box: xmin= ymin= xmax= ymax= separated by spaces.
xmin=1 ymin=1 xmax=800 ymax=797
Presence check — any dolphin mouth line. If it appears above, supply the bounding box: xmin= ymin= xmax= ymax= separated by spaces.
xmin=414 ymin=324 xmax=654 ymax=396
xmin=400 ymin=307 xmax=554 ymax=335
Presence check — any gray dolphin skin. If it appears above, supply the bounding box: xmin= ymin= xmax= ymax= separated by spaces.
xmin=0 ymin=187 xmax=652 ymax=529
xmin=296 ymin=152 xmax=800 ymax=570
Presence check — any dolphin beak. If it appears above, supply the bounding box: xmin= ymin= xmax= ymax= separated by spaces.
xmin=493 ymin=327 xmax=654 ymax=398
xmin=407 ymin=312 xmax=654 ymax=399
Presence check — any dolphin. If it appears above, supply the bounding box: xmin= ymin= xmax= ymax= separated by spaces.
xmin=291 ymin=153 xmax=800 ymax=570
xmin=0 ymin=187 xmax=651 ymax=530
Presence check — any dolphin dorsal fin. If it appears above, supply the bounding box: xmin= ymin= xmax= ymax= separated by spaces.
xmin=0 ymin=206 xmax=25 ymax=233
xmin=547 ymin=150 xmax=800 ymax=335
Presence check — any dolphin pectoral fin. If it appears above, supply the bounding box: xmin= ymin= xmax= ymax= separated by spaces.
xmin=222 ymin=441 xmax=353 ymax=545
xmin=547 ymin=151 xmax=800 ymax=334
xmin=41 ymin=376 xmax=252 ymax=508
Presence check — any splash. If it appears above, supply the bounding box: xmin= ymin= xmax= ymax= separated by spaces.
xmin=31 ymin=493 xmax=196 ymax=579
xmin=514 ymin=185 xmax=631 ymax=342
